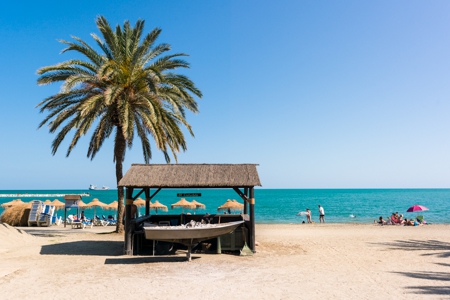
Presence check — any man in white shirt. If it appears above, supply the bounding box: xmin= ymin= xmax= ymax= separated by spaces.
xmin=318 ymin=205 xmax=325 ymax=223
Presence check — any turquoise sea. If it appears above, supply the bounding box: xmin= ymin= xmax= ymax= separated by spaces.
xmin=0 ymin=189 xmax=449 ymax=224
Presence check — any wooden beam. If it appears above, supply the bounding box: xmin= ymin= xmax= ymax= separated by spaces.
xmin=244 ymin=187 xmax=248 ymax=214
xmin=124 ymin=187 xmax=134 ymax=255
xmin=144 ymin=188 xmax=150 ymax=216
xmin=233 ymin=187 xmax=249 ymax=202
xmin=249 ymin=187 xmax=256 ymax=253
xmin=132 ymin=188 xmax=145 ymax=200
xmin=149 ymin=188 xmax=162 ymax=200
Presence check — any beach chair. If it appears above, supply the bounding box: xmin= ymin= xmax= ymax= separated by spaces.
xmin=38 ymin=205 xmax=55 ymax=227
xmin=416 ymin=215 xmax=427 ymax=224
xmin=93 ymin=216 xmax=108 ymax=226
xmin=28 ymin=200 xmax=43 ymax=227
xmin=67 ymin=215 xmax=83 ymax=229
xmin=82 ymin=220 xmax=93 ymax=229
xmin=52 ymin=216 xmax=62 ymax=226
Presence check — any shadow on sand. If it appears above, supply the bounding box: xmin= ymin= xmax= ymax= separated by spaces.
xmin=40 ymin=240 xmax=123 ymax=256
xmin=105 ymin=256 xmax=198 ymax=264
xmin=394 ymin=267 xmax=450 ymax=296
xmin=375 ymin=239 xmax=450 ymax=296
xmin=376 ymin=239 xmax=450 ymax=258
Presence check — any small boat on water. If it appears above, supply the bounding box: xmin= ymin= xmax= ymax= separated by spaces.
xmin=89 ymin=184 xmax=109 ymax=190
xmin=143 ymin=220 xmax=244 ymax=261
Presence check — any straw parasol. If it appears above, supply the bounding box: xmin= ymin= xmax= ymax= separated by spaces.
xmin=0 ymin=204 xmax=30 ymax=226
xmin=105 ymin=200 xmax=121 ymax=210
xmin=150 ymin=200 xmax=168 ymax=213
xmin=191 ymin=199 xmax=206 ymax=214
xmin=171 ymin=198 xmax=196 ymax=213
xmin=191 ymin=200 xmax=206 ymax=209
xmin=217 ymin=199 xmax=244 ymax=213
xmin=84 ymin=198 xmax=107 ymax=218
xmin=43 ymin=199 xmax=53 ymax=205
xmin=51 ymin=199 xmax=66 ymax=210
xmin=1 ymin=199 xmax=25 ymax=209
xmin=134 ymin=198 xmax=146 ymax=207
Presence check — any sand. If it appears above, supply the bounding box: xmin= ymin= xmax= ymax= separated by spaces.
xmin=0 ymin=223 xmax=449 ymax=299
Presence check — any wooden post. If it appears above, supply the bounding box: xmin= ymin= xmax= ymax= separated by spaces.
xmin=244 ymin=187 xmax=248 ymax=214
xmin=145 ymin=188 xmax=150 ymax=216
xmin=249 ymin=187 xmax=256 ymax=253
xmin=124 ymin=187 xmax=134 ymax=255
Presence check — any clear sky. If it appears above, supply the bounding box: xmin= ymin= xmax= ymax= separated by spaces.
xmin=1 ymin=0 xmax=450 ymax=189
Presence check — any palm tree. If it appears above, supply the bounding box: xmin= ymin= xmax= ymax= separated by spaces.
xmin=36 ymin=16 xmax=202 ymax=233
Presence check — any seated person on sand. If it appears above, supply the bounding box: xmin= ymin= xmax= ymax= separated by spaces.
xmin=404 ymin=218 xmax=415 ymax=226
xmin=389 ymin=213 xmax=398 ymax=225
xmin=375 ymin=216 xmax=386 ymax=225
xmin=416 ymin=216 xmax=426 ymax=225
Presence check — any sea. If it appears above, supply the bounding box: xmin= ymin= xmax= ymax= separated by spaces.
xmin=1 ymin=189 xmax=449 ymax=224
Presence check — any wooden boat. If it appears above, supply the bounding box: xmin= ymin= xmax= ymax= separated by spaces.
xmin=143 ymin=220 xmax=244 ymax=261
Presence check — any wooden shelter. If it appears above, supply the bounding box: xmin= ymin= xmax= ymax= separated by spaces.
xmin=118 ymin=163 xmax=261 ymax=255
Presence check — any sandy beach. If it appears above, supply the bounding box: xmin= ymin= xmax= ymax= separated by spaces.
xmin=1 ymin=223 xmax=449 ymax=299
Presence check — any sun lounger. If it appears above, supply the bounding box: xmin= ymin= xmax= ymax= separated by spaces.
xmin=38 ymin=205 xmax=55 ymax=227
xmin=28 ymin=200 xmax=43 ymax=227
xmin=71 ymin=221 xmax=83 ymax=229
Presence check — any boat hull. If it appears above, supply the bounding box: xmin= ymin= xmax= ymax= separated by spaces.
xmin=143 ymin=220 xmax=244 ymax=246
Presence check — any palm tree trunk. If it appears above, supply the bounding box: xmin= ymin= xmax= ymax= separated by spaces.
xmin=114 ymin=128 xmax=126 ymax=233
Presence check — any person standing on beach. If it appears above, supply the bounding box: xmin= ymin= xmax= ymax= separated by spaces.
xmin=318 ymin=205 xmax=325 ymax=223
xmin=306 ymin=208 xmax=312 ymax=223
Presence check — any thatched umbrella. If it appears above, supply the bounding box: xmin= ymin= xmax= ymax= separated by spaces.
xmin=190 ymin=199 xmax=206 ymax=214
xmin=218 ymin=199 xmax=244 ymax=213
xmin=43 ymin=199 xmax=53 ymax=205
xmin=0 ymin=204 xmax=31 ymax=226
xmin=134 ymin=198 xmax=146 ymax=207
xmin=191 ymin=200 xmax=205 ymax=209
xmin=1 ymin=199 xmax=25 ymax=209
xmin=51 ymin=199 xmax=66 ymax=210
xmin=171 ymin=198 xmax=196 ymax=213
xmin=150 ymin=200 xmax=168 ymax=214
xmin=84 ymin=198 xmax=107 ymax=218
xmin=75 ymin=200 xmax=88 ymax=208
xmin=105 ymin=200 xmax=121 ymax=210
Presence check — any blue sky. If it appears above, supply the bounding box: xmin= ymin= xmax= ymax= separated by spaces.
xmin=1 ymin=1 xmax=450 ymax=189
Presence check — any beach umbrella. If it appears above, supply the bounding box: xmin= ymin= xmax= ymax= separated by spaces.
xmin=150 ymin=200 xmax=168 ymax=213
xmin=43 ymin=199 xmax=53 ymax=205
xmin=171 ymin=198 xmax=196 ymax=213
xmin=77 ymin=200 xmax=88 ymax=208
xmin=134 ymin=198 xmax=146 ymax=207
xmin=406 ymin=204 xmax=429 ymax=212
xmin=217 ymin=199 xmax=244 ymax=213
xmin=51 ymin=199 xmax=66 ymax=210
xmin=105 ymin=201 xmax=120 ymax=210
xmin=1 ymin=199 xmax=24 ymax=208
xmin=85 ymin=198 xmax=107 ymax=218
xmin=191 ymin=199 xmax=205 ymax=214
xmin=191 ymin=200 xmax=206 ymax=209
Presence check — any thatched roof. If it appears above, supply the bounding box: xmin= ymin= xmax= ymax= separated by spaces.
xmin=118 ymin=164 xmax=261 ymax=188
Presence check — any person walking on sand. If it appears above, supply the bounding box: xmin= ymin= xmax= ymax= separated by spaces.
xmin=318 ymin=205 xmax=325 ymax=223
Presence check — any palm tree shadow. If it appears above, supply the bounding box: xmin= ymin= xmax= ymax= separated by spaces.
xmin=375 ymin=239 xmax=450 ymax=258
xmin=40 ymin=240 xmax=123 ymax=256
xmin=394 ymin=267 xmax=450 ymax=296
xmin=374 ymin=240 xmax=450 ymax=296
